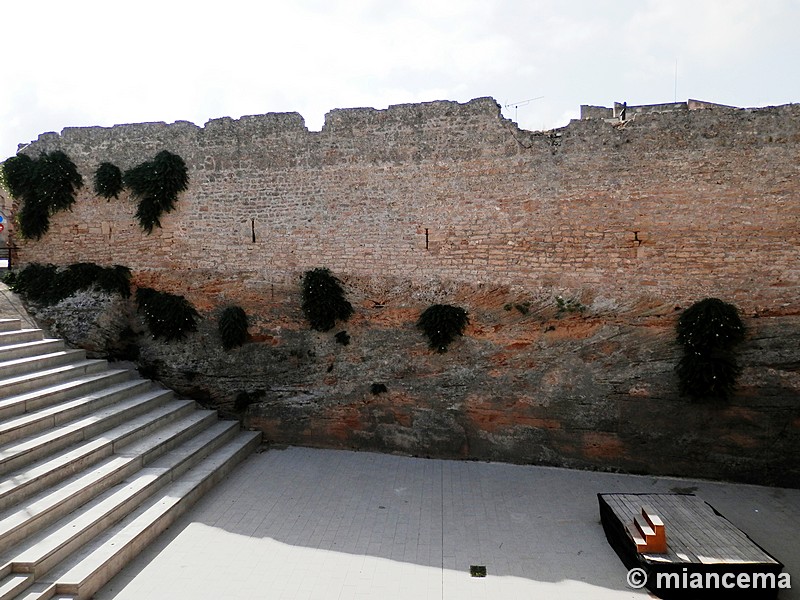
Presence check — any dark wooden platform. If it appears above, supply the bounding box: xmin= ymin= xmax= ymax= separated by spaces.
xmin=599 ymin=493 xmax=785 ymax=599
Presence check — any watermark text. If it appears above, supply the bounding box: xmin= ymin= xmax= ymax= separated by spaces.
xmin=627 ymin=567 xmax=791 ymax=591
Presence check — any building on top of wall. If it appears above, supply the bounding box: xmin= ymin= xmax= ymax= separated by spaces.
xmin=580 ymin=99 xmax=738 ymax=121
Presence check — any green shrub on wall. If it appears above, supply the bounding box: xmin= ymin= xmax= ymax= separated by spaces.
xmin=219 ymin=305 xmax=249 ymax=350
xmin=417 ymin=304 xmax=469 ymax=353
xmin=136 ymin=287 xmax=199 ymax=341
xmin=555 ymin=295 xmax=585 ymax=316
xmin=3 ymin=154 xmax=37 ymax=199
xmin=4 ymin=262 xmax=131 ymax=305
xmin=1 ymin=151 xmax=83 ymax=240
xmin=301 ymin=268 xmax=353 ymax=332
xmin=676 ymin=297 xmax=745 ymax=400
xmin=62 ymin=263 xmax=132 ymax=299
xmin=99 ymin=265 xmax=133 ymax=298
xmin=3 ymin=263 xmax=59 ymax=304
xmin=94 ymin=162 xmax=124 ymax=200
xmin=37 ymin=151 xmax=83 ymax=212
xmin=124 ymin=150 xmax=189 ymax=233
xmin=3 ymin=155 xmax=48 ymax=240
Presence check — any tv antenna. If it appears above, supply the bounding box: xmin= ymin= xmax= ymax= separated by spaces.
xmin=503 ymin=96 xmax=544 ymax=122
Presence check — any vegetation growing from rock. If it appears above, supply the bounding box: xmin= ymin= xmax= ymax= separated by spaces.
xmin=676 ymin=297 xmax=745 ymax=400
xmin=555 ymin=295 xmax=585 ymax=316
xmin=93 ymin=162 xmax=124 ymax=200
xmin=514 ymin=302 xmax=531 ymax=315
xmin=219 ymin=305 xmax=249 ymax=350
xmin=4 ymin=262 xmax=131 ymax=305
xmin=3 ymin=263 xmax=58 ymax=303
xmin=67 ymin=263 xmax=131 ymax=299
xmin=124 ymin=150 xmax=189 ymax=233
xmin=2 ymin=154 xmax=36 ymax=198
xmin=417 ymin=304 xmax=469 ymax=353
xmin=136 ymin=287 xmax=199 ymax=341
xmin=1 ymin=151 xmax=83 ymax=239
xmin=301 ymin=268 xmax=353 ymax=332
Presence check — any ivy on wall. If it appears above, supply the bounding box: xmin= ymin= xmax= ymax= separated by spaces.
xmin=417 ymin=304 xmax=469 ymax=353
xmin=1 ymin=150 xmax=189 ymax=236
xmin=219 ymin=305 xmax=249 ymax=350
xmin=676 ymin=297 xmax=745 ymax=400
xmin=124 ymin=150 xmax=189 ymax=233
xmin=3 ymin=262 xmax=131 ymax=305
xmin=301 ymin=268 xmax=353 ymax=332
xmin=93 ymin=162 xmax=124 ymax=200
xmin=136 ymin=287 xmax=199 ymax=341
xmin=1 ymin=151 xmax=83 ymax=240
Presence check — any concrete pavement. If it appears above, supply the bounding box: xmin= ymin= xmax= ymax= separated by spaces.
xmin=93 ymin=446 xmax=799 ymax=600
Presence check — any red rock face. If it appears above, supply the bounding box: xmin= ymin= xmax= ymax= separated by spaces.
xmin=25 ymin=270 xmax=800 ymax=487
xmin=237 ymin=288 xmax=799 ymax=487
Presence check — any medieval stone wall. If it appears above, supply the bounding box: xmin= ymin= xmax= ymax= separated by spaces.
xmin=11 ymin=97 xmax=800 ymax=486
xmin=16 ymin=97 xmax=800 ymax=312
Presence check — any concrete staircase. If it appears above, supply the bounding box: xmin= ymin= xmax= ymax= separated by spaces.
xmin=0 ymin=318 xmax=261 ymax=600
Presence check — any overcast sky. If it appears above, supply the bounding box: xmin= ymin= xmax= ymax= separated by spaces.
xmin=2 ymin=0 xmax=798 ymax=160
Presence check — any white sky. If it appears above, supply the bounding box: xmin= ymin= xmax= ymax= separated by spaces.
xmin=2 ymin=0 xmax=799 ymax=160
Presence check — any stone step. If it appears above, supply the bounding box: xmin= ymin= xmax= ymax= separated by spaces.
xmin=0 ymin=370 xmax=134 ymax=422
xmin=0 ymin=361 xmax=109 ymax=401
xmin=0 ymin=573 xmax=32 ymax=600
xmin=33 ymin=432 xmax=261 ymax=600
xmin=0 ymin=351 xmax=87 ymax=386
xmin=114 ymin=410 xmax=218 ymax=476
xmin=0 ymin=379 xmax=154 ymax=445
xmin=0 ymin=330 xmax=43 ymax=349
xmin=0 ymin=405 xmax=214 ymax=513
xmin=9 ymin=583 xmax=71 ymax=600
xmin=0 ymin=429 xmax=253 ymax=600
xmin=0 ymin=458 xmax=143 ymax=559
xmin=0 ymin=317 xmax=261 ymax=600
xmin=0 ymin=391 xmax=178 ymax=477
xmin=3 ymin=469 xmax=169 ymax=578
xmin=140 ymin=419 xmax=240 ymax=481
xmin=0 ymin=340 xmax=65 ymax=363
xmin=0 ymin=320 xmax=22 ymax=333
xmin=0 ymin=420 xmax=238 ymax=554
xmin=0 ymin=423 xmax=240 ymax=586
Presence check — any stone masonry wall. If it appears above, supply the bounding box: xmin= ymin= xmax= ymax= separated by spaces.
xmin=10 ymin=97 xmax=800 ymax=486
xmin=15 ymin=97 xmax=800 ymax=312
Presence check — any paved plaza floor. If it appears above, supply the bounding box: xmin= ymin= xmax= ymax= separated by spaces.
xmin=94 ymin=445 xmax=799 ymax=600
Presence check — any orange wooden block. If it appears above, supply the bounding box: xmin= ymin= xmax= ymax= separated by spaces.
xmin=637 ymin=505 xmax=667 ymax=553
xmin=626 ymin=522 xmax=647 ymax=551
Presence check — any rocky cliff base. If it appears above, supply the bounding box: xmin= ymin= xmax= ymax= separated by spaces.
xmin=26 ymin=276 xmax=800 ymax=488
